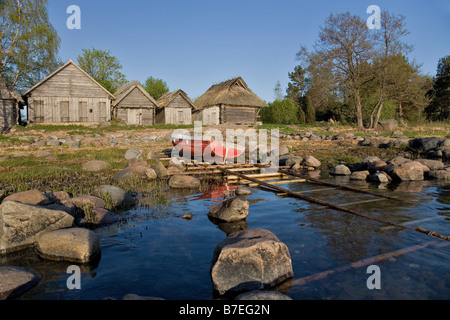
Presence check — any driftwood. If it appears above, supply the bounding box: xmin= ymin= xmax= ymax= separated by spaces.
xmin=280 ymin=169 xmax=415 ymax=203
xmin=221 ymin=169 xmax=450 ymax=242
xmin=291 ymin=240 xmax=448 ymax=287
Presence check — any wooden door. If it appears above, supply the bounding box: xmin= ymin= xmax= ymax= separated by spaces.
xmin=78 ymin=101 xmax=87 ymax=122
xmin=60 ymin=101 xmax=69 ymax=122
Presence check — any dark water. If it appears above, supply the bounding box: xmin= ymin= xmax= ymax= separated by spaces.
xmin=2 ymin=176 xmax=450 ymax=300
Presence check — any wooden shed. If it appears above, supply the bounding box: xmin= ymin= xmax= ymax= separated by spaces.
xmin=156 ymin=89 xmax=195 ymax=125
xmin=23 ymin=60 xmax=114 ymax=124
xmin=113 ymin=81 xmax=157 ymax=126
xmin=194 ymin=77 xmax=268 ymax=125
xmin=0 ymin=76 xmax=24 ymax=132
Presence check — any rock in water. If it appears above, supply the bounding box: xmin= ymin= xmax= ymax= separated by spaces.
xmin=0 ymin=201 xmax=74 ymax=254
xmin=330 ymin=164 xmax=351 ymax=176
xmin=91 ymin=185 xmax=135 ymax=210
xmin=210 ymin=228 xmax=293 ymax=295
xmin=36 ymin=228 xmax=100 ymax=263
xmin=0 ymin=267 xmax=41 ymax=300
xmin=390 ymin=161 xmax=425 ymax=181
xmin=208 ymin=197 xmax=249 ymax=222
xmin=168 ymin=175 xmax=200 ymax=189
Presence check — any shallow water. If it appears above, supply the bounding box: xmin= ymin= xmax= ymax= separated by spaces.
xmin=2 ymin=176 xmax=450 ymax=300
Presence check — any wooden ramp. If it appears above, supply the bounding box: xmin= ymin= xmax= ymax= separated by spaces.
xmin=218 ymin=167 xmax=449 ymax=242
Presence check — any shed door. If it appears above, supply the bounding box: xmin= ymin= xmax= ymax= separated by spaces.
xmin=79 ymin=101 xmax=88 ymax=122
xmin=61 ymin=101 xmax=69 ymax=122
xmin=177 ymin=110 xmax=184 ymax=125
xmin=128 ymin=109 xmax=142 ymax=125
xmin=98 ymin=102 xmax=107 ymax=122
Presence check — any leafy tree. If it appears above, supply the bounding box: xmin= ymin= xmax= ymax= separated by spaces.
xmin=305 ymin=98 xmax=316 ymax=123
xmin=77 ymin=48 xmax=127 ymax=93
xmin=0 ymin=0 xmax=61 ymax=93
xmin=262 ymin=99 xmax=299 ymax=124
xmin=273 ymin=81 xmax=284 ymax=101
xmin=369 ymin=11 xmax=412 ymax=128
xmin=142 ymin=76 xmax=169 ymax=100
xmin=425 ymin=56 xmax=450 ymax=121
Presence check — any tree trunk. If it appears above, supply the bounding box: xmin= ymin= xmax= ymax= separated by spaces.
xmin=374 ymin=101 xmax=384 ymax=129
xmin=354 ymin=91 xmax=364 ymax=129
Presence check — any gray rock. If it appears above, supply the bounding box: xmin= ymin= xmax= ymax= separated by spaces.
xmin=330 ymin=164 xmax=351 ymax=176
xmin=77 ymin=207 xmax=119 ymax=227
xmin=36 ymin=228 xmax=100 ymax=263
xmin=415 ymin=159 xmax=445 ymax=170
xmin=168 ymin=175 xmax=201 ymax=189
xmin=208 ymin=197 xmax=249 ymax=222
xmin=426 ymin=170 xmax=450 ymax=180
xmin=279 ymin=146 xmax=290 ymax=156
xmin=151 ymin=161 xmax=169 ymax=179
xmin=284 ymin=155 xmax=302 ymax=167
xmin=211 ymin=228 xmax=293 ymax=296
xmin=2 ymin=189 xmax=50 ymax=206
xmin=112 ymin=169 xmax=137 ymax=181
xmin=368 ymin=172 xmax=391 ymax=183
xmin=82 ymin=160 xmax=109 ymax=172
xmin=91 ymin=185 xmax=136 ymax=210
xmin=390 ymin=161 xmax=424 ymax=181
xmin=235 ymin=186 xmax=252 ymax=196
xmin=124 ymin=149 xmax=142 ymax=160
xmin=409 ymin=137 xmax=443 ymax=152
xmin=61 ymin=195 xmax=106 ymax=210
xmin=235 ymin=290 xmax=292 ymax=300
xmin=302 ymin=155 xmax=321 ymax=168
xmin=387 ymin=156 xmax=411 ymax=166
xmin=0 ymin=267 xmax=41 ymax=300
xmin=350 ymin=170 xmax=370 ymax=181
xmin=0 ymin=201 xmax=74 ymax=254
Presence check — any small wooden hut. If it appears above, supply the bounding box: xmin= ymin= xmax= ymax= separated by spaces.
xmin=0 ymin=76 xmax=24 ymax=132
xmin=156 ymin=89 xmax=195 ymax=125
xmin=113 ymin=81 xmax=157 ymax=126
xmin=23 ymin=60 xmax=114 ymax=124
xmin=194 ymin=77 xmax=268 ymax=125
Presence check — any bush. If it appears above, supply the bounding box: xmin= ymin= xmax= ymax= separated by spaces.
xmin=262 ymin=99 xmax=300 ymax=124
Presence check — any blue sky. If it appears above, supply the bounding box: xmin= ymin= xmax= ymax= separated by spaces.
xmin=48 ymin=0 xmax=450 ymax=102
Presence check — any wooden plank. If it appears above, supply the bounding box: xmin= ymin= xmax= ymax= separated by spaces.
xmin=220 ymin=169 xmax=450 ymax=242
xmin=314 ymin=198 xmax=385 ymax=210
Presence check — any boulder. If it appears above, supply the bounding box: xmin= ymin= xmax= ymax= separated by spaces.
xmin=77 ymin=207 xmax=119 ymax=227
xmin=350 ymin=170 xmax=370 ymax=181
xmin=390 ymin=161 xmax=424 ymax=181
xmin=151 ymin=161 xmax=169 ymax=179
xmin=36 ymin=228 xmax=100 ymax=263
xmin=2 ymin=189 xmax=50 ymax=206
xmin=61 ymin=195 xmax=106 ymax=210
xmin=210 ymin=229 xmax=293 ymax=295
xmin=426 ymin=170 xmax=450 ymax=180
xmin=235 ymin=186 xmax=252 ymax=196
xmin=208 ymin=197 xmax=249 ymax=222
xmin=112 ymin=169 xmax=137 ymax=181
xmin=284 ymin=155 xmax=303 ymax=168
xmin=82 ymin=160 xmax=109 ymax=172
xmin=168 ymin=175 xmax=201 ymax=189
xmin=415 ymin=159 xmax=445 ymax=171
xmin=124 ymin=149 xmax=142 ymax=160
xmin=279 ymin=146 xmax=290 ymax=156
xmin=387 ymin=156 xmax=411 ymax=166
xmin=0 ymin=267 xmax=41 ymax=300
xmin=44 ymin=191 xmax=71 ymax=203
xmin=91 ymin=185 xmax=136 ymax=211
xmin=0 ymin=201 xmax=74 ymax=254
xmin=378 ymin=119 xmax=398 ymax=132
xmin=235 ymin=290 xmax=292 ymax=301
xmin=302 ymin=155 xmax=321 ymax=168
xmin=409 ymin=137 xmax=443 ymax=152
xmin=330 ymin=164 xmax=351 ymax=176
xmin=367 ymin=172 xmax=391 ymax=183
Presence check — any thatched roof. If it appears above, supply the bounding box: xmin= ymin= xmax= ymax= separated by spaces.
xmin=195 ymin=77 xmax=268 ymax=110
xmin=113 ymin=81 xmax=158 ymax=108
xmin=157 ymin=89 xmax=195 ymax=110
xmin=0 ymin=76 xmax=24 ymax=103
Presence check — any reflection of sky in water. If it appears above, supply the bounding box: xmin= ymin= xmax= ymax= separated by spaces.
xmin=3 ymin=178 xmax=449 ymax=300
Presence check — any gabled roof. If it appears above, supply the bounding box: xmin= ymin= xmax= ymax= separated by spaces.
xmin=113 ymin=81 xmax=159 ymax=107
xmin=23 ymin=60 xmax=115 ymax=98
xmin=0 ymin=76 xmax=24 ymax=103
xmin=195 ymin=77 xmax=268 ymax=110
xmin=156 ymin=89 xmax=195 ymax=110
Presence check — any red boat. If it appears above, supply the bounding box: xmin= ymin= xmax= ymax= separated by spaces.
xmin=171 ymin=133 xmax=245 ymax=163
